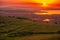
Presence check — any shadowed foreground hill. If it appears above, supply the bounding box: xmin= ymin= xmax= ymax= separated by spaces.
xmin=0 ymin=16 xmax=60 ymax=40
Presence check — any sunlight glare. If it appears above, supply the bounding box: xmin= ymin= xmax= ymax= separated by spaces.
xmin=34 ymin=0 xmax=56 ymax=7
xmin=43 ymin=19 xmax=50 ymax=23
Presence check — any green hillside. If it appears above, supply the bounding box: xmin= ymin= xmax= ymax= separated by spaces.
xmin=0 ymin=16 xmax=60 ymax=40
xmin=0 ymin=16 xmax=60 ymax=32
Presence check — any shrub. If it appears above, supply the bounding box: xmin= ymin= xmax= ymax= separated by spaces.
xmin=16 ymin=17 xmax=29 ymax=20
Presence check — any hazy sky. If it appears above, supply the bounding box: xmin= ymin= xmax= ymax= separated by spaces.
xmin=0 ymin=0 xmax=60 ymax=15
xmin=0 ymin=0 xmax=60 ymax=9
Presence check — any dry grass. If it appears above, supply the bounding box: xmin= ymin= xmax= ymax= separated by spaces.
xmin=0 ymin=16 xmax=60 ymax=40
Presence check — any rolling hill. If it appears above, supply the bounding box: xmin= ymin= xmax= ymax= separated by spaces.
xmin=0 ymin=16 xmax=60 ymax=40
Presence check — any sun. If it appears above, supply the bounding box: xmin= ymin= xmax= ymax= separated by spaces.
xmin=34 ymin=0 xmax=56 ymax=7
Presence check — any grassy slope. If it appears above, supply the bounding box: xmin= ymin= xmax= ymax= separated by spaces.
xmin=0 ymin=16 xmax=60 ymax=32
xmin=0 ymin=16 xmax=60 ymax=40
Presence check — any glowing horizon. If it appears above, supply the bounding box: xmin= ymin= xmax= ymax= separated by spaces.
xmin=34 ymin=10 xmax=60 ymax=15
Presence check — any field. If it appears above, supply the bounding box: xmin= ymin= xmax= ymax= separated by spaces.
xmin=0 ymin=16 xmax=60 ymax=40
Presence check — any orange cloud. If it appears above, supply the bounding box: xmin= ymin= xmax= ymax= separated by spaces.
xmin=0 ymin=0 xmax=60 ymax=10
xmin=0 ymin=0 xmax=34 ymax=3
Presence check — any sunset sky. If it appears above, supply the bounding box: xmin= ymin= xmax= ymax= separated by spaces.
xmin=0 ymin=0 xmax=60 ymax=15
xmin=0 ymin=0 xmax=60 ymax=8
